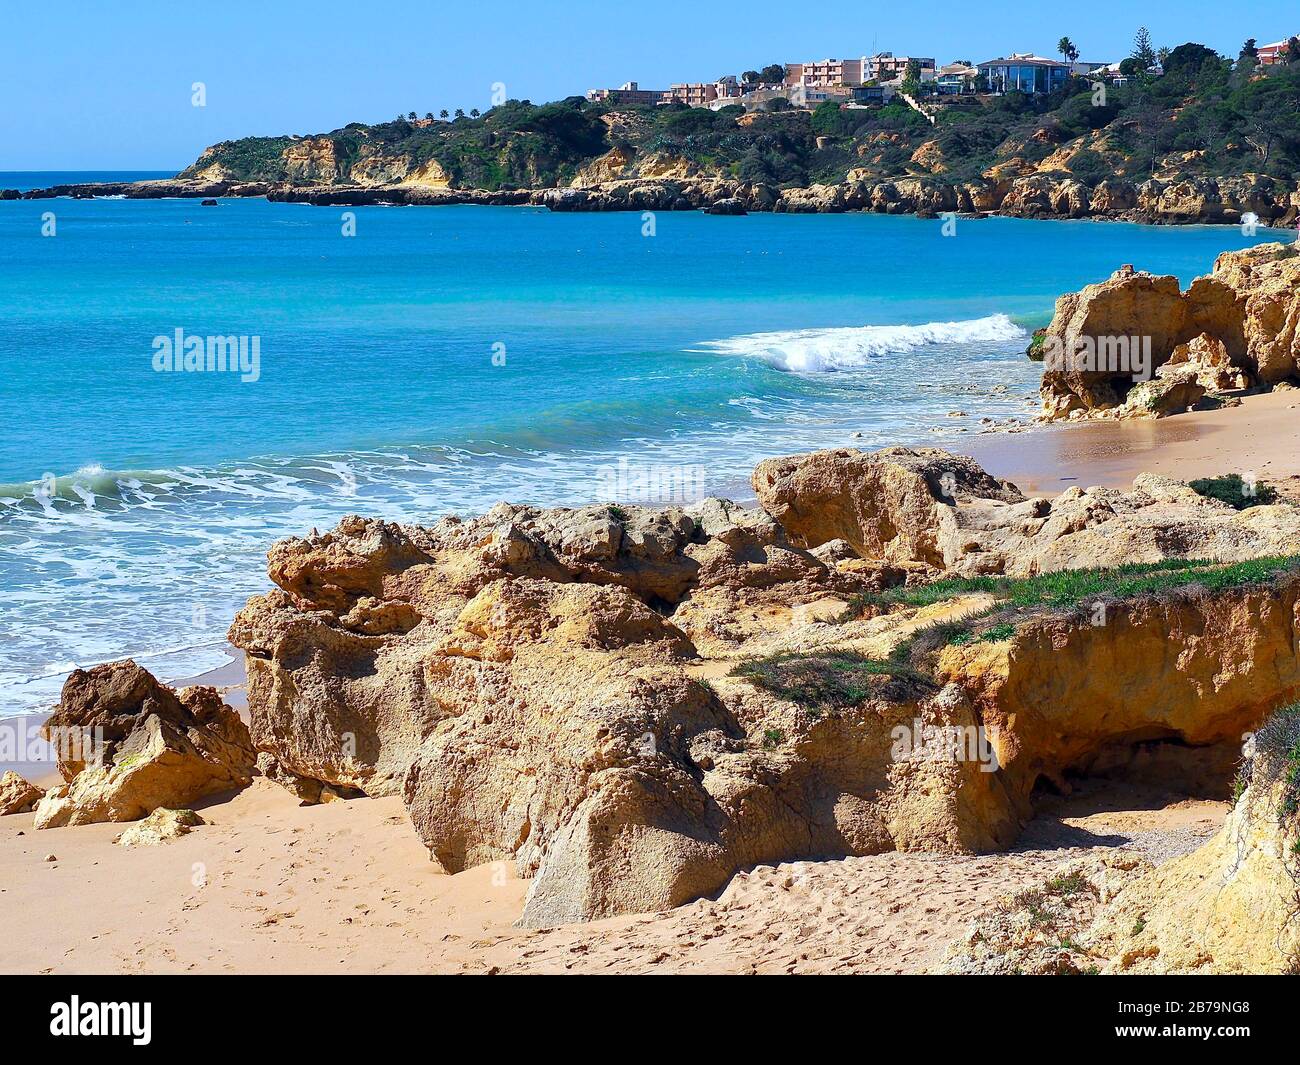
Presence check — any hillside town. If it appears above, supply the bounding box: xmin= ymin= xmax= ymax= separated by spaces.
xmin=586 ymin=31 xmax=1300 ymax=114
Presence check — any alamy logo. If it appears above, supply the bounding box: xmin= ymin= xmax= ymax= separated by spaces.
xmin=151 ymin=329 xmax=261 ymax=382
xmin=49 ymin=997 xmax=151 ymax=1045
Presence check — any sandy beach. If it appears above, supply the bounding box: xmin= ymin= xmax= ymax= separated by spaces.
xmin=0 ymin=773 xmax=1225 ymax=974
xmin=963 ymin=389 xmax=1300 ymax=499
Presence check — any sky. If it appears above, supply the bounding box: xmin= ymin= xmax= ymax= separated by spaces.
xmin=2 ymin=0 xmax=1297 ymax=170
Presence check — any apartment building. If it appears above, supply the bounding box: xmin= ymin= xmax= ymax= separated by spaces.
xmin=585 ymin=82 xmax=666 ymax=105
xmin=866 ymin=52 xmax=936 ymax=82
xmin=784 ymin=57 xmax=867 ymax=88
xmin=662 ymin=76 xmax=743 ymax=106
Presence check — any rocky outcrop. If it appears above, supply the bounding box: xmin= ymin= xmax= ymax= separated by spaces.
xmin=24 ymin=161 xmax=1293 ymax=229
xmin=228 ymin=503 xmax=881 ymax=799
xmin=33 ymin=661 xmax=255 ymax=829
xmin=1039 ymin=243 xmax=1300 ymax=418
xmin=946 ymin=704 xmax=1300 ymax=974
xmin=0 ymin=771 xmax=44 ymax=815
xmin=751 ymin=446 xmax=1300 ymax=576
xmin=1085 ymin=707 xmax=1300 ymax=973
xmin=228 ymin=443 xmax=1300 ymax=924
xmin=943 ymin=584 xmax=1300 ymax=810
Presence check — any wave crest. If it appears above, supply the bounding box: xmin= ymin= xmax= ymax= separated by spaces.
xmin=695 ymin=313 xmax=1027 ymax=373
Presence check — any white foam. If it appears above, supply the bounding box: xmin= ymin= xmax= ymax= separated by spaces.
xmin=695 ymin=314 xmax=1027 ymax=373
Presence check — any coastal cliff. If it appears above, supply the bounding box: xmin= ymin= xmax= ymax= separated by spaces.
xmin=13 ymin=60 xmax=1300 ymax=227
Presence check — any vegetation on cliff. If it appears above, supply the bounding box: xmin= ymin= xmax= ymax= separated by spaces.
xmin=182 ymin=43 xmax=1300 ymax=192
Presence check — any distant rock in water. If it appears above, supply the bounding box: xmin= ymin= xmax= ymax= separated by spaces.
xmin=704 ymin=197 xmax=747 ymax=216
xmin=200 ymin=198 xmax=218 ymax=206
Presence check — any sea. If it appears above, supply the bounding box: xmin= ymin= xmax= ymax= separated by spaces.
xmin=0 ymin=172 xmax=1291 ymax=713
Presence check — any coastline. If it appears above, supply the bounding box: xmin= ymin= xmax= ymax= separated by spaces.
xmin=10 ymin=390 xmax=1300 ymax=731
xmin=960 ymin=389 xmax=1300 ymax=499
xmin=8 ymin=174 xmax=1299 ymax=229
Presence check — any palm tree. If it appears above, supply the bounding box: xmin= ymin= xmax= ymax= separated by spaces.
xmin=470 ymin=108 xmax=481 ymax=118
xmin=454 ymin=108 xmax=465 ymax=119
xmin=439 ymin=109 xmax=449 ymax=120
xmin=407 ymin=111 xmax=417 ymax=121
xmin=1057 ymin=37 xmax=1079 ymax=64
xmin=424 ymin=112 xmax=434 ymax=121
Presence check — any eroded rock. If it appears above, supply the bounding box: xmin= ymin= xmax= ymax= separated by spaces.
xmin=0 ymin=771 xmax=44 ymax=815
xmin=33 ymin=661 xmax=254 ymax=829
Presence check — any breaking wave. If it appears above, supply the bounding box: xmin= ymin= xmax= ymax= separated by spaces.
xmin=695 ymin=314 xmax=1028 ymax=373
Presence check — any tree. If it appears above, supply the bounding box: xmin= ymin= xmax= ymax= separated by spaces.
xmin=439 ymin=109 xmax=449 ymax=119
xmin=1131 ymin=26 xmax=1157 ymax=71
xmin=901 ymin=58 xmax=923 ymax=96
xmin=1234 ymin=74 xmax=1300 ymax=162
xmin=1057 ymin=37 xmax=1079 ymax=64
xmin=759 ymin=63 xmax=786 ymax=84
xmin=1237 ymin=38 xmax=1259 ymax=74
xmin=407 ymin=111 xmax=417 ymax=121
xmin=742 ymin=70 xmax=760 ymax=84
xmin=470 ymin=108 xmax=481 ymax=118
xmin=454 ymin=108 xmax=465 ymax=119
xmin=1163 ymin=42 xmax=1218 ymax=77
xmin=424 ymin=111 xmax=434 ymax=121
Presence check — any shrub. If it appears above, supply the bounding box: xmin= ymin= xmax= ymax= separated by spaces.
xmin=1187 ymin=474 xmax=1280 ymax=509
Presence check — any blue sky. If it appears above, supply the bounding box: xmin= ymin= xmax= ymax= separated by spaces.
xmin=3 ymin=0 xmax=1297 ymax=170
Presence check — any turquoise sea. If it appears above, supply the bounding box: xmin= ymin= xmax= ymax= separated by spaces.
xmin=0 ymin=186 xmax=1291 ymax=713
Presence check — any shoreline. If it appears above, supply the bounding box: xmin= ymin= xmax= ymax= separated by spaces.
xmin=6 ymin=390 xmax=1299 ymax=731
xmin=7 ymin=177 xmax=1299 ymax=230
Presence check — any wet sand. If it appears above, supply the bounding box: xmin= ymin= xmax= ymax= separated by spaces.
xmin=959 ymin=389 xmax=1300 ymax=499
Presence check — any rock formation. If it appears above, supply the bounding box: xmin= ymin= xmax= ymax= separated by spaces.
xmin=1039 ymin=243 xmax=1300 ymax=419
xmin=33 ymin=661 xmax=255 ymax=829
xmin=752 ymin=447 xmax=1300 ymax=576
xmin=16 ymin=164 xmax=1295 ymax=230
xmin=228 ymin=445 xmax=1300 ymax=924
xmin=0 ymin=771 xmax=44 ymax=815
xmin=945 ymin=704 xmax=1300 ymax=974
xmin=116 ymin=807 xmax=206 ymax=847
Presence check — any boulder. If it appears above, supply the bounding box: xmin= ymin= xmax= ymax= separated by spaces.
xmin=0 ymin=771 xmax=44 ymax=815
xmin=750 ymin=446 xmax=1023 ymax=565
xmin=703 ymin=197 xmax=747 ymax=216
xmin=32 ymin=661 xmax=254 ymax=829
xmin=116 ymin=807 xmax=205 ymax=847
xmin=1040 ymin=243 xmax=1300 ymax=418
xmin=1117 ymin=366 xmax=1206 ymax=418
xmin=1163 ymin=331 xmax=1252 ymax=392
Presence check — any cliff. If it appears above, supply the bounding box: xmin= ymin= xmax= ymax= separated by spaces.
xmin=13 ymin=57 xmax=1300 ymax=225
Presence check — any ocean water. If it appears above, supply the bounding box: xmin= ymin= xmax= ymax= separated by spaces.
xmin=0 ymin=193 xmax=1290 ymax=713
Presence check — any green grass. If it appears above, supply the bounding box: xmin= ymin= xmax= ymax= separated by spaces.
xmin=747 ymin=558 xmax=1300 ymax=715
xmin=1188 ymin=474 xmax=1280 ymax=510
xmin=1046 ymin=871 xmax=1089 ymax=897
xmin=730 ymin=650 xmax=936 ymax=716
xmin=844 ymin=556 xmax=1300 ymax=618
